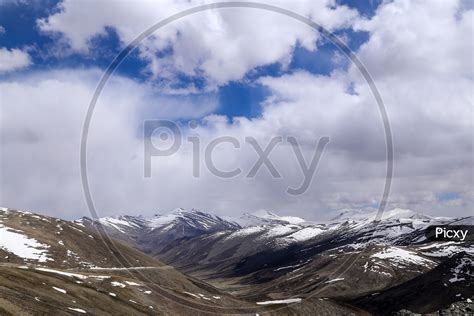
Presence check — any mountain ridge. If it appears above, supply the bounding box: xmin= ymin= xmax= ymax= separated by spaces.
xmin=2 ymin=206 xmax=472 ymax=314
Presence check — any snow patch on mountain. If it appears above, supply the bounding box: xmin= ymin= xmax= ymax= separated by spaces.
xmin=252 ymin=210 xmax=306 ymax=225
xmin=98 ymin=217 xmax=141 ymax=229
xmin=372 ymin=246 xmax=435 ymax=267
xmin=260 ymin=224 xmax=298 ymax=238
xmin=420 ymin=243 xmax=474 ymax=257
xmin=325 ymin=277 xmax=345 ymax=284
xmin=0 ymin=224 xmax=51 ymax=262
xmin=225 ymin=226 xmax=265 ymax=239
xmin=67 ymin=308 xmax=86 ymax=314
xmin=256 ymin=298 xmax=302 ymax=305
xmin=148 ymin=213 xmax=181 ymax=228
xmin=288 ymin=226 xmax=325 ymax=242
xmin=230 ymin=210 xmax=306 ymax=227
xmin=448 ymin=257 xmax=472 ymax=283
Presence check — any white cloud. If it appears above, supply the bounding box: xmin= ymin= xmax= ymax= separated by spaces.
xmin=37 ymin=0 xmax=358 ymax=87
xmin=353 ymin=0 xmax=472 ymax=81
xmin=346 ymin=0 xmax=474 ymax=215
xmin=0 ymin=47 xmax=32 ymax=73
xmin=0 ymin=0 xmax=472 ymax=219
xmin=0 ymin=69 xmax=218 ymax=218
xmin=0 ymin=68 xmax=376 ymax=219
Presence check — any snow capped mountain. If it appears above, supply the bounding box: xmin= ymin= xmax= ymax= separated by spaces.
xmin=80 ymin=208 xmax=240 ymax=235
xmin=153 ymin=207 xmax=473 ymax=294
xmin=81 ymin=207 xmax=470 ymax=257
xmin=80 ymin=208 xmax=242 ymax=254
xmin=149 ymin=208 xmax=241 ymax=231
xmin=227 ymin=210 xmax=307 ymax=227
xmin=76 ymin=206 xmax=473 ymax=299
xmin=97 ymin=215 xmax=148 ymax=233
xmin=208 ymin=208 xmax=460 ymax=254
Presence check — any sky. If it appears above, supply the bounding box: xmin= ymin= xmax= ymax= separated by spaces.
xmin=0 ymin=0 xmax=472 ymax=220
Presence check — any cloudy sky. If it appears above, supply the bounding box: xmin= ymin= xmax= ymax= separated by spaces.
xmin=0 ymin=0 xmax=472 ymax=220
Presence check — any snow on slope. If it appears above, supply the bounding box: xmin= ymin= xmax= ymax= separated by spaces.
xmin=228 ymin=207 xmax=451 ymax=248
xmin=288 ymin=226 xmax=325 ymax=242
xmin=98 ymin=218 xmax=133 ymax=233
xmin=448 ymin=257 xmax=473 ymax=283
xmin=419 ymin=242 xmax=474 ymax=257
xmin=372 ymin=246 xmax=435 ymax=268
xmin=147 ymin=213 xmax=181 ymax=228
xmin=225 ymin=226 xmax=266 ymax=239
xmin=87 ymin=208 xmax=240 ymax=236
xmin=256 ymin=298 xmax=302 ymax=305
xmin=261 ymin=224 xmax=298 ymax=238
xmin=252 ymin=210 xmax=306 ymax=225
xmin=0 ymin=224 xmax=51 ymax=262
xmin=149 ymin=208 xmax=239 ymax=231
xmin=229 ymin=210 xmax=306 ymax=227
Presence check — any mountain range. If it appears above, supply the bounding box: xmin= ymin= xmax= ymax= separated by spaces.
xmin=0 ymin=206 xmax=472 ymax=315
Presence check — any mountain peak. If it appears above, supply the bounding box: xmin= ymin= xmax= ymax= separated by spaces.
xmin=231 ymin=210 xmax=306 ymax=227
xmin=86 ymin=208 xmax=240 ymax=236
xmin=170 ymin=207 xmax=186 ymax=215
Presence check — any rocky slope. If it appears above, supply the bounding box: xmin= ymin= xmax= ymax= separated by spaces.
xmin=152 ymin=209 xmax=472 ymax=281
xmin=0 ymin=208 xmax=264 ymax=315
xmin=78 ymin=208 xmax=240 ymax=255
xmin=351 ymin=252 xmax=473 ymax=314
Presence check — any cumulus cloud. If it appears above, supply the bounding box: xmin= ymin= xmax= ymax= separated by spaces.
xmin=37 ymin=0 xmax=358 ymax=87
xmin=353 ymin=0 xmax=473 ymax=81
xmin=347 ymin=0 xmax=473 ymax=215
xmin=0 ymin=47 xmax=32 ymax=73
xmin=0 ymin=0 xmax=472 ymax=220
